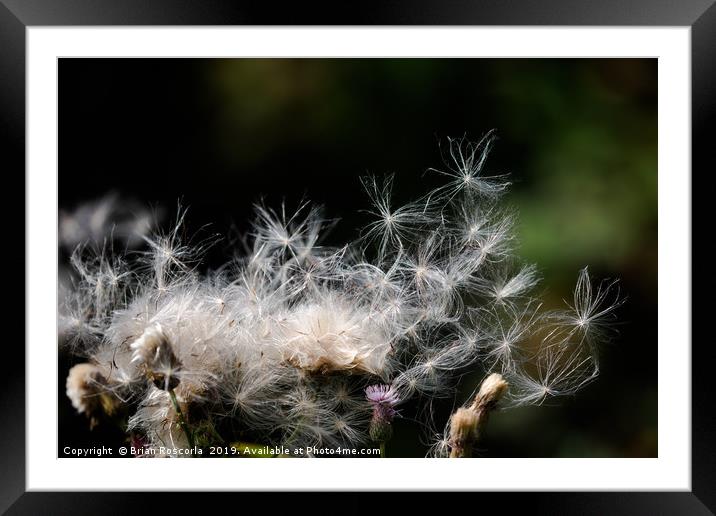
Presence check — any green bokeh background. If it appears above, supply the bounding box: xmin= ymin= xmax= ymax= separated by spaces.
xmin=60 ymin=58 xmax=657 ymax=457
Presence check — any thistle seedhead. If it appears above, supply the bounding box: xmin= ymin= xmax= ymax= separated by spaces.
xmin=60 ymin=134 xmax=622 ymax=457
xmin=278 ymin=293 xmax=394 ymax=375
xmin=130 ymin=323 xmax=183 ymax=391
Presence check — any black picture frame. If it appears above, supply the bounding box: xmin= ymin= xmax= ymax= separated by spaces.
xmin=2 ymin=1 xmax=713 ymax=513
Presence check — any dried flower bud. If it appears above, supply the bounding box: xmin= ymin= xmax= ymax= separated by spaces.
xmin=130 ymin=323 xmax=182 ymax=391
xmin=471 ymin=372 xmax=509 ymax=412
xmin=66 ymin=362 xmax=119 ymax=429
xmin=449 ymin=373 xmax=508 ymax=458
xmin=449 ymin=407 xmax=479 ymax=450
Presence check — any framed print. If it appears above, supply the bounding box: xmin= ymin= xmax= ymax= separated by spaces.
xmin=3 ymin=0 xmax=714 ymax=512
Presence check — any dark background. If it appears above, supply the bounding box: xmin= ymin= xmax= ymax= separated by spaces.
xmin=59 ymin=58 xmax=657 ymax=457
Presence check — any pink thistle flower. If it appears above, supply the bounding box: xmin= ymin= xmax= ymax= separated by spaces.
xmin=365 ymin=384 xmax=400 ymax=422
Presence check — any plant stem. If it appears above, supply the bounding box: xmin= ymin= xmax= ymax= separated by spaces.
xmin=379 ymin=442 xmax=386 ymax=458
xmin=169 ymin=389 xmax=195 ymax=454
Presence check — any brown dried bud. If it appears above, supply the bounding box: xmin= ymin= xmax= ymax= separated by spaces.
xmin=449 ymin=373 xmax=508 ymax=458
xmin=66 ymin=363 xmax=120 ymax=429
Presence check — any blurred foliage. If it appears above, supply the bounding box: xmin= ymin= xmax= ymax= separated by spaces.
xmin=60 ymin=58 xmax=657 ymax=457
xmin=206 ymin=58 xmax=656 ymax=274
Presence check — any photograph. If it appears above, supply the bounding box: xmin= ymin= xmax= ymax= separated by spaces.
xmin=57 ymin=57 xmax=657 ymax=459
